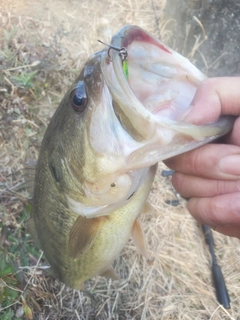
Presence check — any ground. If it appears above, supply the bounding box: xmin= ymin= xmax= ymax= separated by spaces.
xmin=0 ymin=0 xmax=240 ymax=319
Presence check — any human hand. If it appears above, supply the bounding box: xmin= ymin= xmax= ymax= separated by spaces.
xmin=164 ymin=77 xmax=240 ymax=238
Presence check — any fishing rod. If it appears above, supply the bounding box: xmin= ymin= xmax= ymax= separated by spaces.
xmin=201 ymin=224 xmax=230 ymax=309
xmin=162 ymin=169 xmax=230 ymax=309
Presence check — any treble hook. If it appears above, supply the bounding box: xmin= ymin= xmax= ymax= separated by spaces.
xmin=97 ymin=39 xmax=128 ymax=61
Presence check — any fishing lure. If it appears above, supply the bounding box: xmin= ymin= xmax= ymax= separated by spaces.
xmin=98 ymin=39 xmax=129 ymax=79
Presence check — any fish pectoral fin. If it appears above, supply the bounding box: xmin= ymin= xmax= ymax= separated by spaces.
xmin=100 ymin=266 xmax=120 ymax=281
xmin=68 ymin=216 xmax=102 ymax=260
xmin=131 ymin=218 xmax=151 ymax=262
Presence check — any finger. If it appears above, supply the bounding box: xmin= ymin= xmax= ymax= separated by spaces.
xmin=172 ymin=173 xmax=240 ymax=198
xmin=183 ymin=77 xmax=240 ymax=124
xmin=164 ymin=143 xmax=240 ymax=180
xmin=187 ymin=192 xmax=240 ymax=227
xmin=224 ymin=116 xmax=240 ymax=146
xmin=214 ymin=225 xmax=240 ymax=239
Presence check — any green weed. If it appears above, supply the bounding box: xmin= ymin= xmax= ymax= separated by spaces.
xmin=0 ymin=204 xmax=41 ymax=319
xmin=11 ymin=71 xmax=38 ymax=90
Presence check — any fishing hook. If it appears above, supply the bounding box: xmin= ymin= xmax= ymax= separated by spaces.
xmin=97 ymin=39 xmax=128 ymax=61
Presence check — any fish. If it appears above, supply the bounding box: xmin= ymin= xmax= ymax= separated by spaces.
xmin=28 ymin=25 xmax=233 ymax=289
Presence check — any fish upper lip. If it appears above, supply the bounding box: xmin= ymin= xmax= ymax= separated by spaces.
xmin=114 ymin=25 xmax=173 ymax=55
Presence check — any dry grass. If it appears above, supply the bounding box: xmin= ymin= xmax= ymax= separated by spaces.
xmin=0 ymin=0 xmax=240 ymax=319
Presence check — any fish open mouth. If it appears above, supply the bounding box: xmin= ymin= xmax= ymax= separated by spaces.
xmin=102 ymin=25 xmax=207 ymax=141
xmin=119 ymin=26 xmax=204 ymax=119
xmin=100 ymin=25 xmax=232 ymax=166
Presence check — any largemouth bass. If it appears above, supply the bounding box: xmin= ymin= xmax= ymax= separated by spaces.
xmin=30 ymin=25 xmax=233 ymax=289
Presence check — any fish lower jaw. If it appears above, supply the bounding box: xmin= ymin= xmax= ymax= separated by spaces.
xmin=66 ymin=191 xmax=134 ymax=218
xmin=66 ymin=168 xmax=151 ymax=218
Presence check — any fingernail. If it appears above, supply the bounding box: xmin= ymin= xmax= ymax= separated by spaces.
xmin=219 ymin=155 xmax=240 ymax=175
xmin=231 ymin=197 xmax=240 ymax=217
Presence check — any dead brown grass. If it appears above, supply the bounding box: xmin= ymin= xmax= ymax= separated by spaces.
xmin=0 ymin=0 xmax=240 ymax=319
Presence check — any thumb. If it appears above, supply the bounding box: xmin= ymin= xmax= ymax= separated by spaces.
xmin=182 ymin=77 xmax=240 ymax=125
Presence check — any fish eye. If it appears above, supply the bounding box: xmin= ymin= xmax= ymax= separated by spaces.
xmin=70 ymin=81 xmax=87 ymax=113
